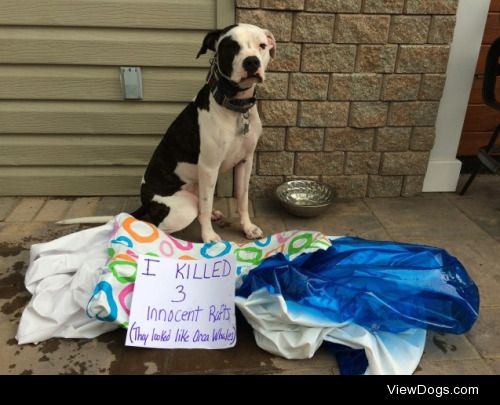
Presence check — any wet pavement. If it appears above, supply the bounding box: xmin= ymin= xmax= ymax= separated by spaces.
xmin=1 ymin=175 xmax=499 ymax=375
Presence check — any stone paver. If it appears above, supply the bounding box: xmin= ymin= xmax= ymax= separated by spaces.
xmin=213 ymin=197 xmax=230 ymax=218
xmin=253 ymin=198 xmax=391 ymax=239
xmin=455 ymin=174 xmax=500 ymax=201
xmin=323 ymin=199 xmax=392 ymax=239
xmin=215 ymin=222 xmax=250 ymax=244
xmin=467 ymin=307 xmax=500 ymax=359
xmin=122 ymin=197 xmax=141 ymax=214
xmin=421 ymin=332 xmax=481 ymax=362
xmin=485 ymin=358 xmax=500 ymax=374
xmin=0 ymin=222 xmax=82 ymax=248
xmin=448 ymin=176 xmax=500 ymax=240
xmin=95 ymin=197 xmax=127 ymax=216
xmin=415 ymin=359 xmax=492 ymax=375
xmin=35 ymin=199 xmax=73 ymax=222
xmin=63 ymin=197 xmax=100 ymax=219
xmin=365 ymin=195 xmax=491 ymax=241
xmin=0 ymin=250 xmax=30 ymax=326
xmin=253 ymin=197 xmax=283 ymax=217
xmin=171 ymin=221 xmax=203 ymax=243
xmin=448 ymin=195 xmax=500 ymax=241
xmin=5 ymin=198 xmax=46 ymax=222
xmin=281 ymin=199 xmax=392 ymax=239
xmin=0 ymin=320 xmax=118 ymax=375
xmin=228 ymin=198 xmax=255 ymax=218
xmin=253 ymin=216 xmax=286 ymax=237
xmin=0 ymin=198 xmax=19 ymax=221
xmin=270 ymin=347 xmax=340 ymax=375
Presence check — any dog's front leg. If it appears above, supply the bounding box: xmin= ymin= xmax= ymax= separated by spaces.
xmin=235 ymin=156 xmax=263 ymax=240
xmin=198 ymin=160 xmax=222 ymax=243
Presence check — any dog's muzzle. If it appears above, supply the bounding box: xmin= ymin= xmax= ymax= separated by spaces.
xmin=206 ymin=55 xmax=257 ymax=114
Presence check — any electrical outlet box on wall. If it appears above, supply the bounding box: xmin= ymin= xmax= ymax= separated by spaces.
xmin=120 ymin=67 xmax=143 ymax=100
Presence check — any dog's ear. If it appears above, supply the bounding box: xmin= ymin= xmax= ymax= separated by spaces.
xmin=265 ymin=30 xmax=276 ymax=59
xmin=196 ymin=29 xmax=222 ymax=58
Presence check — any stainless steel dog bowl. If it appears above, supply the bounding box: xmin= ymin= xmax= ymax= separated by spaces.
xmin=275 ymin=180 xmax=334 ymax=217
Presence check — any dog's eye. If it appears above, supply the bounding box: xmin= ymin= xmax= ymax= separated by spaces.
xmin=259 ymin=43 xmax=267 ymax=50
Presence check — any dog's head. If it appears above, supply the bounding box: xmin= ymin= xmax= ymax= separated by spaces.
xmin=196 ymin=24 xmax=276 ymax=88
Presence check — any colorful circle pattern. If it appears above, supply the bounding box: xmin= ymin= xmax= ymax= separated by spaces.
xmin=90 ymin=214 xmax=332 ymax=326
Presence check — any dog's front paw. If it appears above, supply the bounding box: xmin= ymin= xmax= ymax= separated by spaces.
xmin=211 ymin=210 xmax=224 ymax=222
xmin=243 ymin=223 xmax=264 ymax=240
xmin=202 ymin=229 xmax=222 ymax=243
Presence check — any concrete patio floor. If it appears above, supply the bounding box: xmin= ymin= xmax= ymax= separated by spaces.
xmin=0 ymin=175 xmax=499 ymax=375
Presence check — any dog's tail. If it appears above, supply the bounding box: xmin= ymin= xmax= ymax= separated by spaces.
xmin=56 ymin=205 xmax=147 ymax=225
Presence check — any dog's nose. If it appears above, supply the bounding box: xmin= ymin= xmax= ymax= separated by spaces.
xmin=243 ymin=56 xmax=260 ymax=74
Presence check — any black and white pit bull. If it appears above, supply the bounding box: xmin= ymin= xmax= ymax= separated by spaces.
xmin=60 ymin=24 xmax=275 ymax=243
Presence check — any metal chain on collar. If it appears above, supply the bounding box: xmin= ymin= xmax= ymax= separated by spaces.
xmin=240 ymin=112 xmax=250 ymax=136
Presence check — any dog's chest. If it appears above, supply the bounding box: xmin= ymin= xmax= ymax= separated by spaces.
xmin=219 ymin=122 xmax=259 ymax=172
xmin=173 ymin=108 xmax=260 ymax=185
xmin=199 ymin=102 xmax=261 ymax=171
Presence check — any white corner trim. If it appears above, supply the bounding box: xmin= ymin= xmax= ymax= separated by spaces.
xmin=422 ymin=159 xmax=462 ymax=192
xmin=423 ymin=0 xmax=491 ymax=192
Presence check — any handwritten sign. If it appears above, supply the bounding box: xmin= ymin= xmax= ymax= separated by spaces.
xmin=126 ymin=255 xmax=237 ymax=349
